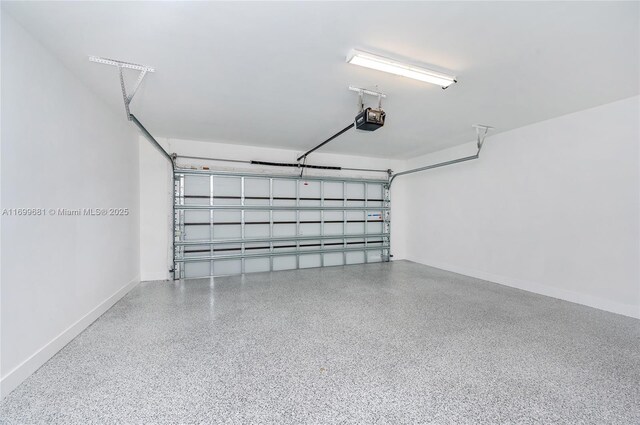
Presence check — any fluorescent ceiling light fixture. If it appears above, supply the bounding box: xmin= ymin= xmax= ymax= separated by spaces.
xmin=346 ymin=50 xmax=456 ymax=88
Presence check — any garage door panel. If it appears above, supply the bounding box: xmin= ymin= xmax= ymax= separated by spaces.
xmin=300 ymin=254 xmax=321 ymax=269
xmin=213 ymin=259 xmax=242 ymax=276
xmin=245 ymin=210 xmax=269 ymax=222
xmin=174 ymin=170 xmax=390 ymax=278
xmin=299 ymin=210 xmax=321 ymax=221
xmin=211 ymin=225 xmax=241 ymax=239
xmin=184 ymin=210 xmax=209 ymax=223
xmin=367 ymin=221 xmax=384 ymax=234
xmin=324 ymin=210 xmax=343 ymax=221
xmin=323 ymin=252 xmax=344 ymax=267
xmin=244 ymin=224 xmax=270 ymax=238
xmin=273 ymin=255 xmax=296 ymax=271
xmin=345 ymin=210 xmax=364 ymax=220
xmin=367 ymin=250 xmax=383 ymax=263
xmin=346 ymin=251 xmax=366 ymax=264
xmin=321 ymin=223 xmax=342 ymax=235
xmin=213 ymin=177 xmax=241 ymax=196
xmin=324 ymin=182 xmax=343 ymax=199
xmin=367 ymin=184 xmax=383 ymax=199
xmin=184 ymin=261 xmax=210 ymax=278
xmin=273 ymin=179 xmax=295 ymax=196
xmin=244 ymin=178 xmax=269 ymax=196
xmin=345 ymin=183 xmax=364 ymax=199
xmin=346 ymin=222 xmax=365 ymax=234
xmin=184 ymin=226 xmax=210 ymax=240
xmin=299 ymin=181 xmax=320 ymax=198
xmin=272 ymin=210 xmax=295 ymax=221
xmin=184 ymin=175 xmax=209 ymax=196
xmin=212 ymin=210 xmax=241 ymax=222
xmin=300 ymin=223 xmax=321 ymax=236
xmin=273 ymin=223 xmax=296 ymax=237
xmin=245 ymin=258 xmax=270 ymax=273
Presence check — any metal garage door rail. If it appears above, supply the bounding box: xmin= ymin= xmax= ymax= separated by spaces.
xmin=175 ymin=233 xmax=389 ymax=246
xmin=176 ymin=245 xmax=389 ymax=263
xmin=175 ymin=205 xmax=389 ymax=211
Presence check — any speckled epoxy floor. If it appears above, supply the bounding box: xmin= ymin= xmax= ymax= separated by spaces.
xmin=1 ymin=261 xmax=639 ymax=424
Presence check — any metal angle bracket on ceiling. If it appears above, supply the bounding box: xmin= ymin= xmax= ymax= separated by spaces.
xmin=89 ymin=56 xmax=155 ymax=120
xmin=472 ymin=124 xmax=493 ymax=151
xmin=348 ymin=85 xmax=387 ymax=112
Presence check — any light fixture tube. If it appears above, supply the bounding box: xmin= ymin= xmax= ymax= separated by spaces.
xmin=346 ymin=49 xmax=456 ymax=88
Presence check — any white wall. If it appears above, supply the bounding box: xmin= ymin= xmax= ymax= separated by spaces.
xmin=139 ymin=137 xmax=404 ymax=281
xmin=139 ymin=139 xmax=173 ymax=281
xmin=1 ymin=12 xmax=140 ymax=397
xmin=394 ymin=96 xmax=639 ymax=318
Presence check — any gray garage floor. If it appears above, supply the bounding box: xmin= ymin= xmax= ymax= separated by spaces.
xmin=1 ymin=260 xmax=639 ymax=424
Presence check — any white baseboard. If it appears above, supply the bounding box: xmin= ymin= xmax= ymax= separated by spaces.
xmin=408 ymin=258 xmax=640 ymax=319
xmin=0 ymin=276 xmax=140 ymax=399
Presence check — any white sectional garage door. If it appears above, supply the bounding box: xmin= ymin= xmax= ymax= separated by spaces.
xmin=173 ymin=169 xmax=390 ymax=278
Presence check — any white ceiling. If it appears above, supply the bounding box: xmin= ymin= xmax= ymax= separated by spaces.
xmin=3 ymin=1 xmax=638 ymax=159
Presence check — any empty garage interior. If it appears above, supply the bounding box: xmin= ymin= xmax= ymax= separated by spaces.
xmin=1 ymin=1 xmax=639 ymax=423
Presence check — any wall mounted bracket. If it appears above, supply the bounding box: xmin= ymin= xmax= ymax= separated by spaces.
xmin=89 ymin=56 xmax=155 ymax=120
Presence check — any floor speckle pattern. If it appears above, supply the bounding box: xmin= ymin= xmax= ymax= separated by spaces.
xmin=1 ymin=261 xmax=639 ymax=424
